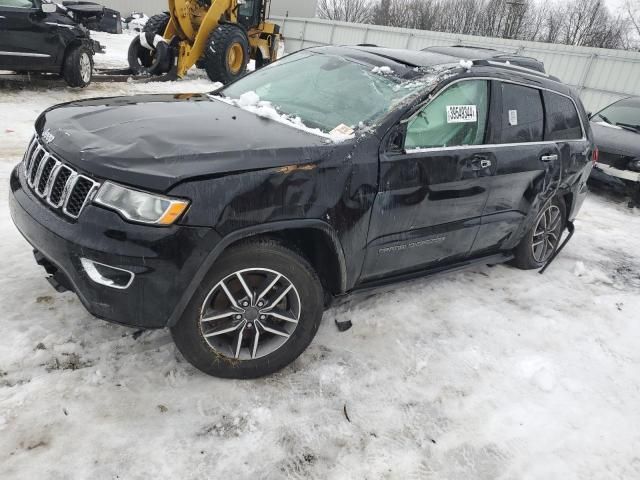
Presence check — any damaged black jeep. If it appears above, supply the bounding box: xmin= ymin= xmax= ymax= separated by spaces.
xmin=9 ymin=46 xmax=595 ymax=378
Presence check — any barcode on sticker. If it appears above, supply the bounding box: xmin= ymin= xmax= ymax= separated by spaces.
xmin=446 ymin=105 xmax=477 ymax=123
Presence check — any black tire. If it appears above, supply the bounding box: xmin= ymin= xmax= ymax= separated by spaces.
xmin=171 ymin=239 xmax=324 ymax=379
xmin=143 ymin=13 xmax=170 ymax=37
xmin=62 ymin=45 xmax=93 ymax=88
xmin=127 ymin=35 xmax=173 ymax=76
xmin=512 ymin=196 xmax=566 ymax=270
xmin=203 ymin=24 xmax=250 ymax=84
xmin=128 ymin=13 xmax=172 ymax=75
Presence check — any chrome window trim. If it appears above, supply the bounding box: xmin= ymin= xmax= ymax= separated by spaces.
xmin=0 ymin=51 xmax=51 ymax=58
xmin=45 ymin=22 xmax=76 ymax=29
xmin=401 ymin=76 xmax=587 ymax=153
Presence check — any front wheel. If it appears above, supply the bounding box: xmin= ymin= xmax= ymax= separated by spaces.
xmin=62 ymin=46 xmax=93 ymax=88
xmin=512 ymin=197 xmax=566 ymax=270
xmin=171 ymin=239 xmax=324 ymax=379
xmin=203 ymin=24 xmax=249 ymax=84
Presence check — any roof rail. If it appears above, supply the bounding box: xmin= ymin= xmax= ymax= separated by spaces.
xmin=473 ymin=59 xmax=551 ymax=78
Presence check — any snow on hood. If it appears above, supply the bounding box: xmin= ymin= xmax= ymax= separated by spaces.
xmin=212 ymin=91 xmax=356 ymax=143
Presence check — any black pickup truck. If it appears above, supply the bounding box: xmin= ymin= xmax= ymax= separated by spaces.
xmin=10 ymin=46 xmax=595 ymax=378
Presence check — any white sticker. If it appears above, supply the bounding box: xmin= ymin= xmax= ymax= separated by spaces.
xmin=509 ymin=110 xmax=518 ymax=126
xmin=446 ymin=105 xmax=477 ymax=123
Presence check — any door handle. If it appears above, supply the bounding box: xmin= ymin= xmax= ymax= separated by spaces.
xmin=541 ymin=154 xmax=558 ymax=162
xmin=470 ymin=156 xmax=492 ymax=170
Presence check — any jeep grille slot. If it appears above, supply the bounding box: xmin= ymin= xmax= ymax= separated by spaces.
xmin=22 ymin=135 xmax=100 ymax=220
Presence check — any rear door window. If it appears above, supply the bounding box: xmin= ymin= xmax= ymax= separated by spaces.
xmin=497 ymin=83 xmax=544 ymax=143
xmin=543 ymin=91 xmax=583 ymax=140
xmin=405 ymin=80 xmax=489 ymax=150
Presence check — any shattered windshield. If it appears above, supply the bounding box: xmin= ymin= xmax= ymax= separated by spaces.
xmin=220 ymin=51 xmax=429 ymax=134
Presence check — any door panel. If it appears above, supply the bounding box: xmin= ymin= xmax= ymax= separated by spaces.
xmin=472 ymin=142 xmax=561 ymax=254
xmin=471 ymin=80 xmax=562 ymax=255
xmin=0 ymin=4 xmax=59 ymax=70
xmin=361 ymin=78 xmax=493 ymax=282
xmin=361 ymin=147 xmax=493 ymax=281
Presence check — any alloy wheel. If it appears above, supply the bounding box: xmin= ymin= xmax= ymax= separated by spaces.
xmin=531 ymin=204 xmax=562 ymax=263
xmin=79 ymin=53 xmax=91 ymax=83
xmin=199 ymin=268 xmax=301 ymax=361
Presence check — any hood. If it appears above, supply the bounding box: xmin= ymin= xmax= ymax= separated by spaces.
xmin=36 ymin=94 xmax=334 ymax=192
xmin=591 ymin=121 xmax=640 ymax=157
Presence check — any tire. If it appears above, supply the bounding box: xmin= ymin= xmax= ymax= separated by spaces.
xmin=171 ymin=239 xmax=324 ymax=379
xmin=143 ymin=13 xmax=170 ymax=37
xmin=203 ymin=24 xmax=250 ymax=84
xmin=128 ymin=13 xmax=172 ymax=75
xmin=512 ymin=196 xmax=566 ymax=270
xmin=62 ymin=45 xmax=93 ymax=88
xmin=127 ymin=35 xmax=173 ymax=76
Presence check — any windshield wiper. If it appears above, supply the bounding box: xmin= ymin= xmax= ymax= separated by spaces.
xmin=616 ymin=122 xmax=640 ymax=133
xmin=597 ymin=113 xmax=612 ymax=124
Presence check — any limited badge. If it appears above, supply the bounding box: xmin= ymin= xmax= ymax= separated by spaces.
xmin=446 ymin=105 xmax=477 ymax=123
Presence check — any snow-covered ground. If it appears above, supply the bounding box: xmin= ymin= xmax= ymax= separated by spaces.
xmin=1 ymin=32 xmax=640 ymax=479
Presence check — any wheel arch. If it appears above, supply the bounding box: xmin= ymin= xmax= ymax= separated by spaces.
xmin=166 ymin=220 xmax=347 ymax=327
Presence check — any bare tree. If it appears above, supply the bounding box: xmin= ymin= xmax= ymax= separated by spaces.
xmin=362 ymin=0 xmax=633 ymax=49
xmin=627 ymin=0 xmax=640 ymax=38
xmin=318 ymin=0 xmax=372 ymax=23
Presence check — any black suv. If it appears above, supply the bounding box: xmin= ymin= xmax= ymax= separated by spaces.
xmin=9 ymin=46 xmax=595 ymax=378
xmin=0 ymin=0 xmax=100 ymax=87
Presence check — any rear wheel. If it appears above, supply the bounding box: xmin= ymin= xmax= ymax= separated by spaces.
xmin=62 ymin=45 xmax=93 ymax=88
xmin=512 ymin=196 xmax=566 ymax=270
xmin=171 ymin=239 xmax=324 ymax=379
xmin=203 ymin=24 xmax=250 ymax=84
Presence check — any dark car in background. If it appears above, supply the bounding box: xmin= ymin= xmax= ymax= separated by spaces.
xmin=589 ymin=96 xmax=640 ymax=207
xmin=9 ymin=46 xmax=595 ymax=378
xmin=0 ymin=0 xmax=101 ymax=87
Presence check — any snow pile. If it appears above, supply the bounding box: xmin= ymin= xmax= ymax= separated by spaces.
xmin=216 ymin=91 xmax=355 ymax=143
xmin=460 ymin=59 xmax=474 ymax=70
xmin=371 ymin=66 xmax=394 ymax=75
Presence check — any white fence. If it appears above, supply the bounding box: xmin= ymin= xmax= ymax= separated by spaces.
xmin=272 ymin=16 xmax=640 ymax=112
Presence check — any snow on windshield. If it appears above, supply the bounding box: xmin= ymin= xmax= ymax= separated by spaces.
xmin=212 ymin=91 xmax=356 ymax=143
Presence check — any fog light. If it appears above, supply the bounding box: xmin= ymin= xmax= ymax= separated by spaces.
xmin=629 ymin=159 xmax=640 ymax=172
xmin=80 ymin=258 xmax=134 ymax=290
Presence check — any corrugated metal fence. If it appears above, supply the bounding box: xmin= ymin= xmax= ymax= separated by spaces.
xmin=272 ymin=16 xmax=640 ymax=112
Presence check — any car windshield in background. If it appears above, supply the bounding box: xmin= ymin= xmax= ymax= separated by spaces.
xmin=592 ymin=97 xmax=640 ymax=133
xmin=221 ymin=51 xmax=428 ymax=133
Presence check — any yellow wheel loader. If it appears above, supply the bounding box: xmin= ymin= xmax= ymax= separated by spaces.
xmin=125 ymin=0 xmax=282 ymax=84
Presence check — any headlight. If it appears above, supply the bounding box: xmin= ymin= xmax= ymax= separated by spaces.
xmin=94 ymin=182 xmax=189 ymax=226
xmin=629 ymin=158 xmax=640 ymax=172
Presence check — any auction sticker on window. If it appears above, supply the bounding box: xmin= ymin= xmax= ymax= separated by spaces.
xmin=446 ymin=105 xmax=477 ymax=123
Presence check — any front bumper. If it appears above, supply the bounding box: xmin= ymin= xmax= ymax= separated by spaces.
xmin=9 ymin=165 xmax=219 ymax=329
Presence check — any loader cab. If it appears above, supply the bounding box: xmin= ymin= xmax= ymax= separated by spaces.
xmin=237 ymin=0 xmax=261 ymax=28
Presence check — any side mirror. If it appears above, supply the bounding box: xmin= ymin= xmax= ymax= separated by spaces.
xmin=41 ymin=3 xmax=57 ymax=13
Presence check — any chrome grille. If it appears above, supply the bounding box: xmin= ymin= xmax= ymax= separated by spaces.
xmin=22 ymin=135 xmax=100 ymax=219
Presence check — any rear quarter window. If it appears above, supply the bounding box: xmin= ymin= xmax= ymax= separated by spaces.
xmin=543 ymin=91 xmax=583 ymax=140
xmin=497 ymin=83 xmax=544 ymax=143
